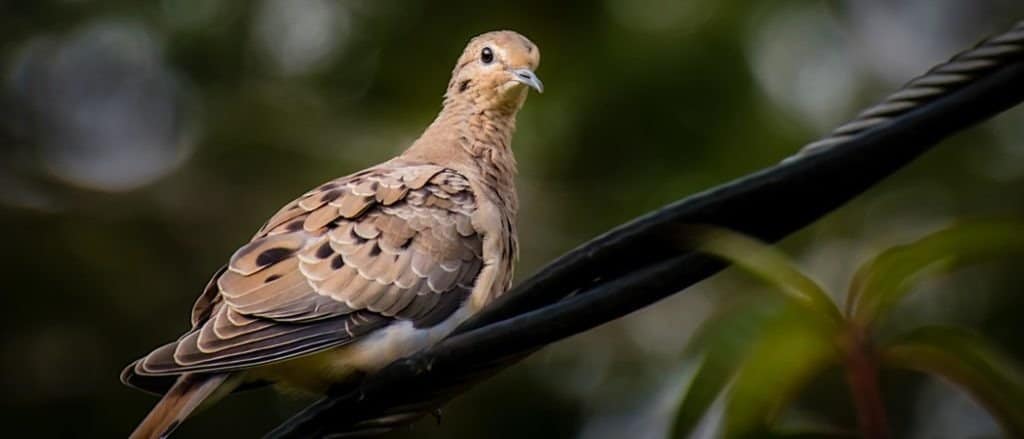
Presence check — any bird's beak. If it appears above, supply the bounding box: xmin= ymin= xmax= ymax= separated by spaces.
xmin=511 ymin=68 xmax=544 ymax=93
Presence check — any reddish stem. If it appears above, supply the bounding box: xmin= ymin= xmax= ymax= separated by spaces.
xmin=842 ymin=326 xmax=890 ymax=439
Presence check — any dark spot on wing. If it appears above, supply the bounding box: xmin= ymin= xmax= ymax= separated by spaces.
xmin=331 ymin=254 xmax=345 ymax=269
xmin=321 ymin=189 xmax=343 ymax=203
xmin=315 ymin=242 xmax=333 ymax=259
xmin=265 ymin=274 xmax=282 ymax=283
xmin=256 ymin=247 xmax=292 ymax=266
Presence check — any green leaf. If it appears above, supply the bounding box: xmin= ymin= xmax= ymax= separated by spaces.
xmin=721 ymin=313 xmax=839 ymax=438
xmin=881 ymin=325 xmax=1024 ymax=436
xmin=671 ymin=300 xmax=788 ymax=438
xmin=848 ymin=219 xmax=1024 ymax=325
xmin=682 ymin=225 xmax=842 ymax=323
xmin=671 ymin=348 xmax=740 ymax=438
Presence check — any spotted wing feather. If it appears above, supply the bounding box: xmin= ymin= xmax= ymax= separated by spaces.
xmin=124 ymin=162 xmax=484 ymax=378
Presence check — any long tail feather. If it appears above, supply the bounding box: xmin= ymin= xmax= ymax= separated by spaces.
xmin=129 ymin=373 xmax=230 ymax=439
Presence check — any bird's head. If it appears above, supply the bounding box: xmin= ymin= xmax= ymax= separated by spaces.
xmin=445 ymin=30 xmax=542 ymax=111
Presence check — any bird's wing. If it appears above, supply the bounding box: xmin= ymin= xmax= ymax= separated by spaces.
xmin=126 ymin=162 xmax=484 ymax=376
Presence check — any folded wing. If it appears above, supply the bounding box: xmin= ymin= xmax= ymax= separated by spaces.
xmin=123 ymin=162 xmax=484 ymax=383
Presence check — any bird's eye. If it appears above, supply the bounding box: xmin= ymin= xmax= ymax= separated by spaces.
xmin=481 ymin=47 xmax=494 ymax=64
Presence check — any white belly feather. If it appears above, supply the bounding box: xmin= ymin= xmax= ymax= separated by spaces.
xmin=251 ymin=300 xmax=479 ymax=394
xmin=332 ymin=303 xmax=475 ymax=372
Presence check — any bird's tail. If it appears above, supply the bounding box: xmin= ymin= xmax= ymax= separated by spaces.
xmin=129 ymin=373 xmax=232 ymax=439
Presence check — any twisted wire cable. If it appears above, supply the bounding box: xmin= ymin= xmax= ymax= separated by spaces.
xmin=798 ymin=20 xmax=1024 ymax=155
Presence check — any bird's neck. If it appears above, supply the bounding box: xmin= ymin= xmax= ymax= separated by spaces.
xmin=404 ymin=95 xmax=523 ymax=213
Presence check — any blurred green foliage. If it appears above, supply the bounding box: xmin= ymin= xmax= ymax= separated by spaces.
xmin=1 ymin=1 xmax=1024 ymax=438
xmin=673 ymin=222 xmax=1024 ymax=437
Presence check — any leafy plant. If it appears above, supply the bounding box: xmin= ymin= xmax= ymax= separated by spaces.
xmin=669 ymin=221 xmax=1024 ymax=438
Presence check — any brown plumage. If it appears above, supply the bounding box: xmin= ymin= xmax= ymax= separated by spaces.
xmin=123 ymin=30 xmax=541 ymax=438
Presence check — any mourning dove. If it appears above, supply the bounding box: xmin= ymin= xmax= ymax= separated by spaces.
xmin=122 ymin=30 xmax=541 ymax=438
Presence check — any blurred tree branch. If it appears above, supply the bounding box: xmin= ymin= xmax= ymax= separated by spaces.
xmin=267 ymin=20 xmax=1024 ymax=438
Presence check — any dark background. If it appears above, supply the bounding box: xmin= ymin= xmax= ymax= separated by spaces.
xmin=2 ymin=0 xmax=1023 ymax=437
